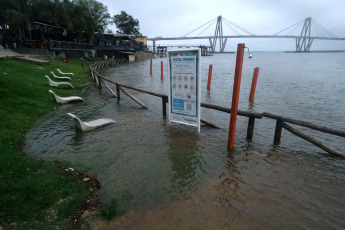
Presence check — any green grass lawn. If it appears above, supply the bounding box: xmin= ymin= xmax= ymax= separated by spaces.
xmin=0 ymin=56 xmax=100 ymax=229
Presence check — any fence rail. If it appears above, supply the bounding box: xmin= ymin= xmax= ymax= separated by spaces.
xmin=89 ymin=61 xmax=345 ymax=159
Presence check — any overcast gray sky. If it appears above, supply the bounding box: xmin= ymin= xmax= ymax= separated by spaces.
xmin=98 ymin=0 xmax=345 ymax=51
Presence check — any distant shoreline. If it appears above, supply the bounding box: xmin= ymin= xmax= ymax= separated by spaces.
xmin=212 ymin=50 xmax=344 ymax=54
xmin=284 ymin=50 xmax=345 ymax=53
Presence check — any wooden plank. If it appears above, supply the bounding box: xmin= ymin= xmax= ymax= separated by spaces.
xmin=15 ymin=56 xmax=51 ymax=65
xmin=200 ymin=118 xmax=220 ymax=129
xmin=281 ymin=122 xmax=345 ymax=158
xmin=99 ymin=76 xmax=166 ymax=98
xmin=103 ymin=81 xmax=117 ymax=98
xmin=263 ymin=112 xmax=345 ymax=138
xmin=118 ymin=86 xmax=149 ymax=109
xmin=200 ymin=102 xmax=263 ymax=118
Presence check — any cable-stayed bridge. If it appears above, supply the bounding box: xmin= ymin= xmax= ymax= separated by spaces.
xmin=148 ymin=16 xmax=345 ymax=52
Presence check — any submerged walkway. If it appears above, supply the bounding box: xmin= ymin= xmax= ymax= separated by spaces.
xmin=0 ymin=46 xmax=50 ymax=65
xmin=0 ymin=46 xmax=19 ymax=57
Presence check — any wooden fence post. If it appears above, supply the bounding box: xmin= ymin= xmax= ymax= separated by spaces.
xmin=227 ymin=43 xmax=245 ymax=151
xmin=116 ymin=84 xmax=121 ymax=99
xmin=246 ymin=113 xmax=255 ymax=140
xmin=162 ymin=96 xmax=168 ymax=117
xmin=274 ymin=117 xmax=283 ymax=143
xmin=93 ymin=71 xmax=97 ymax=82
xmin=98 ymin=77 xmax=102 ymax=89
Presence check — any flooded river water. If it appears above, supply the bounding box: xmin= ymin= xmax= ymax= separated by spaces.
xmin=25 ymin=52 xmax=345 ymax=229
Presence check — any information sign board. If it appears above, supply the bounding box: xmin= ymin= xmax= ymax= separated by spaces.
xmin=167 ymin=49 xmax=201 ymax=132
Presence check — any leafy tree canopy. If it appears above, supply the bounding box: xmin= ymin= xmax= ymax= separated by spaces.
xmin=113 ymin=11 xmax=141 ymax=36
xmin=0 ymin=0 xmax=111 ymax=41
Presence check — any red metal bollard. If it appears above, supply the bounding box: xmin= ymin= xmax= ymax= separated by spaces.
xmin=249 ymin=67 xmax=260 ymax=102
xmin=227 ymin=44 xmax=245 ymax=151
xmin=161 ymin=61 xmax=163 ymax=78
xmin=207 ymin=64 xmax=213 ymax=90
xmin=150 ymin=59 xmax=152 ymax=75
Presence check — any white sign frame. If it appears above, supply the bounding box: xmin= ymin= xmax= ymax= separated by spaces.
xmin=167 ymin=48 xmax=201 ymax=132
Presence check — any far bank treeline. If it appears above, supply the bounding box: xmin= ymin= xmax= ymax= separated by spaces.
xmin=0 ymin=0 xmax=141 ymax=44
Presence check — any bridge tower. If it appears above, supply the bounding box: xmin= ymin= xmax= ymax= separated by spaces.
xmin=209 ymin=16 xmax=227 ymax=52
xmin=296 ymin=17 xmax=313 ymax=52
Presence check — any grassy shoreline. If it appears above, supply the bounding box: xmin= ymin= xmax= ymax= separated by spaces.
xmin=0 ymin=56 xmax=101 ymax=229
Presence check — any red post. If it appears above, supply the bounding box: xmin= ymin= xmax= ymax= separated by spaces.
xmin=161 ymin=61 xmax=163 ymax=78
xmin=150 ymin=59 xmax=152 ymax=75
xmin=249 ymin=67 xmax=260 ymax=102
xmin=227 ymin=43 xmax=245 ymax=151
xmin=207 ymin=64 xmax=213 ymax=90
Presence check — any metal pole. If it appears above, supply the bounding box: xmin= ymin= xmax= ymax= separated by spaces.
xmin=207 ymin=64 xmax=213 ymax=90
xmin=249 ymin=67 xmax=260 ymax=102
xmin=227 ymin=43 xmax=245 ymax=150
xmin=153 ymin=40 xmax=156 ymax=53
xmin=150 ymin=59 xmax=152 ymax=75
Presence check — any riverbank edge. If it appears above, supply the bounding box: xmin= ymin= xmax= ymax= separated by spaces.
xmin=0 ymin=56 xmax=105 ymax=229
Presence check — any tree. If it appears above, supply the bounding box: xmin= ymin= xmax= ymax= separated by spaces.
xmin=0 ymin=0 xmax=111 ymax=43
xmin=113 ymin=11 xmax=141 ymax=36
xmin=81 ymin=0 xmax=111 ymax=36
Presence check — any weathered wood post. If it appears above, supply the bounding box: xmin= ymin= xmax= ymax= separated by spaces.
xmin=274 ymin=117 xmax=283 ymax=143
xmin=150 ymin=59 xmax=153 ymax=75
xmin=227 ymin=43 xmax=245 ymax=151
xmin=249 ymin=67 xmax=260 ymax=102
xmin=116 ymin=84 xmax=121 ymax=99
xmin=95 ymin=73 xmax=100 ymax=85
xmin=246 ymin=113 xmax=255 ymax=140
xmin=207 ymin=64 xmax=213 ymax=90
xmin=91 ymin=69 xmax=94 ymax=80
xmin=162 ymin=96 xmax=168 ymax=117
xmin=98 ymin=76 xmax=102 ymax=89
xmin=93 ymin=71 xmax=97 ymax=82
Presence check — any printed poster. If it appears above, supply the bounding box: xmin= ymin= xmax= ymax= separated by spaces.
xmin=167 ymin=49 xmax=201 ymax=132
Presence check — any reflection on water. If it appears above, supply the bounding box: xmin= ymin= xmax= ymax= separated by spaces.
xmin=165 ymin=128 xmax=203 ymax=200
xmin=25 ymin=52 xmax=345 ymax=229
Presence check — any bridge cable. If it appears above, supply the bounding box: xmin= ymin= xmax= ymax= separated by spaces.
xmin=312 ymin=20 xmax=337 ymax=38
xmin=284 ymin=25 xmax=301 ymax=36
xmin=181 ymin=17 xmax=218 ymax=37
xmin=312 ymin=24 xmax=327 ymax=37
xmin=197 ymin=21 xmax=217 ymax=36
xmin=273 ymin=19 xmax=305 ymax=35
xmin=223 ymin=20 xmax=242 ymax=35
xmin=222 ymin=17 xmax=254 ymax=35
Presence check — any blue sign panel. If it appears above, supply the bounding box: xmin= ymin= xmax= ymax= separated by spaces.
xmin=167 ymin=49 xmax=201 ymax=132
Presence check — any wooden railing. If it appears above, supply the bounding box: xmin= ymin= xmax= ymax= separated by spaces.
xmin=89 ymin=61 xmax=345 ymax=159
xmin=26 ymin=40 xmax=93 ymax=50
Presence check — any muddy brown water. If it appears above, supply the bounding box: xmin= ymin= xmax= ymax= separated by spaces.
xmin=25 ymin=52 xmax=345 ymax=229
